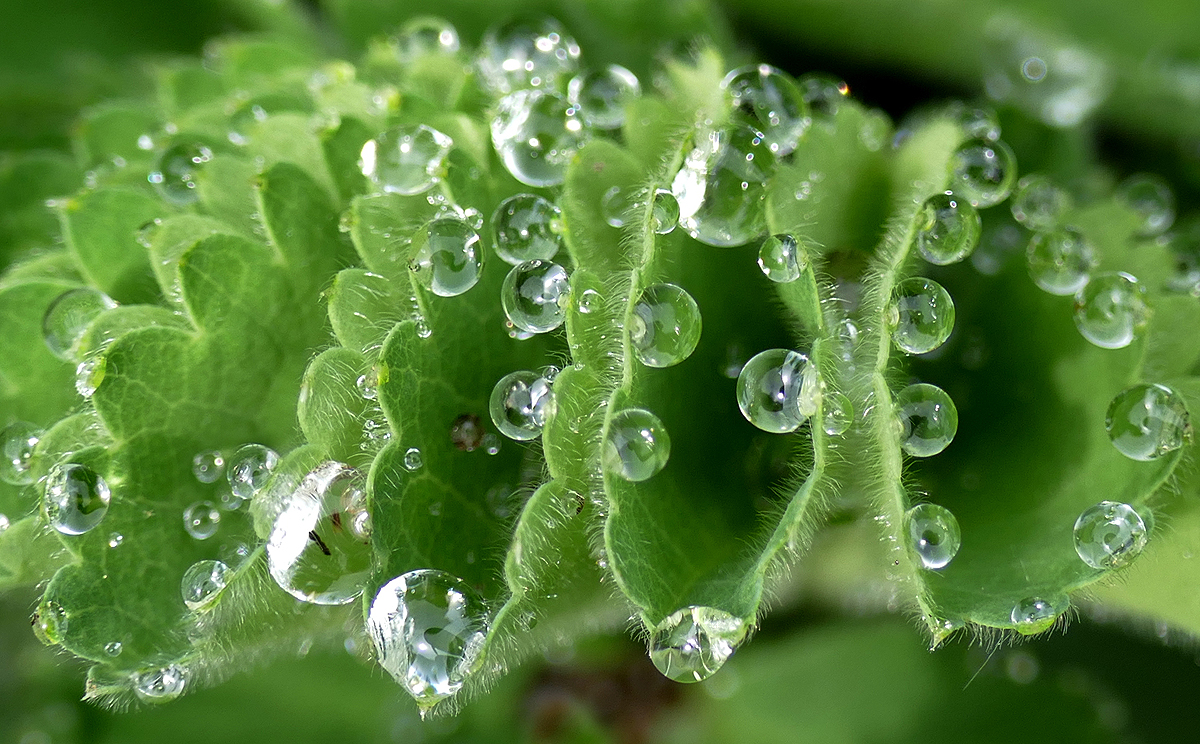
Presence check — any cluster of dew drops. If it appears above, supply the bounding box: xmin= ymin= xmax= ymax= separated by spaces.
xmin=4 ymin=14 xmax=1198 ymax=706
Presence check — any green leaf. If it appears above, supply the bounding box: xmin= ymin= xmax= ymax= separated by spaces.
xmin=56 ymin=187 xmax=162 ymax=303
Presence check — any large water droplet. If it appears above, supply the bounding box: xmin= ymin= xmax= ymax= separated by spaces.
xmin=651 ymin=190 xmax=679 ymax=235
xmin=367 ymin=569 xmax=488 ymax=707
xmin=736 ymin=348 xmax=818 ymax=433
xmin=648 ymin=606 xmax=746 ymax=683
xmin=477 ymin=18 xmax=580 ymax=95
xmin=569 ymin=65 xmax=639 ymax=130
xmin=74 ymin=356 xmax=105 ymax=398
xmin=1073 ymin=272 xmax=1148 ymax=350
xmin=1105 ymin=383 xmax=1191 ymax=461
xmin=227 ymin=443 xmax=279 ymax=500
xmin=266 ymin=461 xmax=373 ymax=605
xmin=603 ymin=408 xmax=671 ymax=482
xmin=151 ymin=143 xmax=212 ymax=204
xmin=359 ymin=124 xmax=453 ymax=196
xmin=823 ymin=391 xmax=853 ymax=436
xmin=42 ymin=288 xmax=118 ymax=362
xmin=1026 ymin=226 xmax=1095 ymax=295
xmin=672 ymin=125 xmax=775 ymax=247
xmin=44 ymin=463 xmax=110 ymax=535
xmin=192 ymin=450 xmax=225 ymax=484
xmin=1010 ymin=174 xmax=1070 ymax=231
xmin=916 ymin=192 xmax=981 ymax=266
xmin=797 ymin=73 xmax=849 ymax=120
xmin=1116 ymin=174 xmax=1175 ymax=237
xmin=895 ymin=383 xmax=958 ymax=457
xmin=502 ymin=260 xmax=570 ymax=334
xmin=1011 ymin=595 xmax=1066 ymax=635
xmin=183 ymin=500 xmax=221 ymax=540
xmin=390 ymin=17 xmax=460 ymax=62
xmin=181 ymin=559 xmax=230 ymax=610
xmin=905 ymin=503 xmax=961 ymax=570
xmin=722 ymin=64 xmax=809 ymax=156
xmin=629 ymin=283 xmax=702 ymax=368
xmin=889 ymin=277 xmax=955 ymax=355
xmin=410 ymin=216 xmax=483 ymax=297
xmin=489 ymin=370 xmax=555 ymax=440
xmin=949 ymin=139 xmax=1017 ymax=208
xmin=491 ymin=89 xmax=588 ymax=187
xmin=757 ymin=233 xmax=808 ymax=283
xmin=0 ymin=421 xmax=42 ymax=486
xmin=1073 ymin=501 xmax=1148 ymax=570
xmin=134 ymin=664 xmax=188 ymax=703
xmin=490 ymin=193 xmax=562 ymax=265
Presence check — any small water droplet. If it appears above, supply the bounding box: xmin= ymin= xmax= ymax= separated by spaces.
xmin=1010 ymin=174 xmax=1070 ymax=231
xmin=0 ymin=514 xmax=9 ymax=534
xmin=1026 ymin=226 xmax=1095 ymax=295
xmin=0 ymin=421 xmax=42 ymax=486
xmin=576 ymin=287 xmax=601 ymax=314
xmin=74 ymin=356 xmax=105 ymax=397
xmin=723 ymin=64 xmax=809 ymax=156
xmin=410 ymin=216 xmax=483 ymax=297
xmin=889 ymin=277 xmax=955 ymax=355
xmin=1011 ymin=595 xmax=1066 ymax=635
xmin=1073 ymin=272 xmax=1148 ymax=349
xmin=757 ymin=233 xmax=808 ymax=283
xmin=630 ymin=283 xmax=702 ymax=368
xmin=192 ymin=450 xmax=225 ymax=484
xmin=107 ymin=533 xmax=123 ymax=548
xmin=415 ymin=317 xmax=433 ymax=338
xmin=905 ymin=503 xmax=961 ymax=570
xmin=152 ymin=143 xmax=212 ymax=204
xmin=183 ymin=500 xmax=221 ymax=540
xmin=949 ymin=139 xmax=1017 ymax=208
xmin=502 ymin=260 xmax=571 ymax=334
xmin=916 ymin=192 xmax=981 ymax=266
xmin=44 ymin=463 xmax=111 ymax=535
xmin=357 ymin=367 xmax=379 ymax=400
xmin=569 ymin=64 xmax=639 ymax=130
xmin=403 ymin=447 xmax=424 ymax=471
xmin=134 ymin=664 xmax=188 ymax=703
xmin=104 ymin=641 xmax=123 ymax=657
xmin=603 ymin=408 xmax=671 ymax=482
xmin=483 ymin=433 xmax=501 ymax=455
xmin=1105 ymin=383 xmax=1191 ymax=461
xmin=736 ymin=348 xmax=818 ymax=433
xmin=32 ymin=600 xmax=68 ymax=645
xmin=181 ymin=559 xmax=231 ymax=610
xmin=226 ymin=443 xmax=279 ymax=500
xmin=489 ymin=371 xmax=555 ymax=440
xmin=895 ymin=383 xmax=958 ymax=457
xmin=490 ymin=193 xmax=562 ymax=265
xmin=1116 ymin=173 xmax=1175 ymax=237
xmin=359 ymin=124 xmax=453 ymax=196
xmin=491 ymin=89 xmax=588 ymax=187
xmin=956 ymin=104 xmax=1002 ymax=142
xmin=649 ymin=606 xmax=746 ymax=683
xmin=390 ymin=17 xmax=460 ymax=62
xmin=1073 ymin=501 xmax=1148 ymax=570
xmin=367 ymin=569 xmax=488 ymax=707
xmin=822 ymin=391 xmax=853 ymax=436
xmin=450 ymin=414 xmax=485 ymax=452
xmin=42 ymin=288 xmax=118 ymax=362
xmin=477 ymin=18 xmax=580 ymax=95
xmin=797 ymin=73 xmax=849 ymax=120
xmin=650 ymin=189 xmax=680 ymax=235
xmin=672 ymin=125 xmax=775 ymax=247
xmin=600 ymin=185 xmax=636 ymax=228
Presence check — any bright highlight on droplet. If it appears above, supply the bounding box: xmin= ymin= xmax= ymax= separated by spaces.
xmin=44 ymin=463 xmax=111 ymax=535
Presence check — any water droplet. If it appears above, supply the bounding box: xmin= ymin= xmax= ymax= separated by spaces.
xmin=949 ymin=139 xmax=1017 ymax=208
xmin=1073 ymin=501 xmax=1148 ymax=570
xmin=183 ymin=500 xmax=221 ymax=540
xmin=736 ymin=348 xmax=818 ymax=433
xmin=104 ymin=641 xmax=123 ymax=657
xmin=410 ymin=216 xmax=483 ymax=297
xmin=916 ymin=192 xmax=981 ymax=266
xmin=1011 ymin=595 xmax=1066 ymax=635
xmin=797 ymin=73 xmax=849 ymax=120
xmin=1010 ymin=174 xmax=1070 ymax=231
xmin=1073 ymin=272 xmax=1148 ymax=350
xmin=502 ymin=260 xmax=570 ymax=334
xmin=672 ymin=125 xmax=775 ymax=247
xmin=44 ymin=463 xmax=110 ymax=535
xmin=192 ymin=450 xmax=225 ymax=484
xmin=151 ymin=143 xmax=212 ymax=204
xmin=600 ymin=185 xmax=637 ymax=228
xmin=956 ymin=105 xmax=1002 ymax=142
xmin=134 ymin=664 xmax=188 ymax=703
xmin=107 ymin=532 xmax=123 ymax=548
xmin=895 ymin=383 xmax=958 ymax=457
xmin=0 ymin=421 xmax=42 ymax=485
xmin=415 ymin=317 xmax=433 ymax=338
xmin=477 ymin=18 xmax=580 ymax=94
xmin=757 ymin=233 xmax=808 ymax=283
xmin=181 ymin=559 xmax=230 ymax=610
xmin=603 ymin=408 xmax=671 ymax=482
xmin=1105 ymin=383 xmax=1191 ymax=461
xmin=74 ymin=356 xmax=105 ymax=397
xmin=403 ymin=447 xmax=424 ymax=471
xmin=569 ymin=64 xmax=639 ymax=130
xmin=227 ymin=443 xmax=280 ymax=500
xmin=629 ymin=283 xmax=702 ymax=368
xmin=490 ymin=193 xmax=562 ymax=265
xmin=266 ymin=461 xmax=373 ymax=605
xmin=32 ymin=600 xmax=68 ymax=645
xmin=905 ymin=503 xmax=961 ymax=570
xmin=483 ymin=433 xmax=501 ymax=455
xmin=367 ymin=569 xmax=488 ymax=707
xmin=0 ymin=514 xmax=9 ymax=534
xmin=1116 ymin=174 xmax=1175 ymax=237
xmin=722 ymin=64 xmax=809 ymax=156
xmin=390 ymin=17 xmax=460 ymax=62
xmin=491 ymin=89 xmax=588 ymax=187
xmin=1026 ymin=226 xmax=1096 ymax=295
xmin=648 ymin=606 xmax=746 ymax=683
xmin=360 ymin=124 xmax=453 ymax=196
xmin=822 ymin=391 xmax=853 ymax=436
xmin=576 ymin=287 xmax=601 ymax=314
xmin=42 ymin=288 xmax=118 ymax=362
xmin=489 ymin=370 xmax=555 ymax=440
xmin=889 ymin=277 xmax=955 ymax=355
xmin=650 ymin=190 xmax=679 ymax=234
xmin=357 ymin=367 xmax=379 ymax=400
xmin=450 ymin=414 xmax=484 ymax=452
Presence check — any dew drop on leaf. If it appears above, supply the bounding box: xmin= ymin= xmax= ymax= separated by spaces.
xmin=650 ymin=189 xmax=679 ymax=234
xmin=1105 ymin=383 xmax=1191 ymax=461
xmin=576 ymin=287 xmax=601 ymax=314
xmin=42 ymin=287 xmax=118 ymax=362
xmin=955 ymin=104 xmax=1002 ymax=142
xmin=107 ymin=533 xmax=123 ymax=548
xmin=134 ymin=664 xmax=188 ymax=703
xmin=502 ymin=260 xmax=570 ymax=334
xmin=568 ymin=64 xmax=639 ymax=130
xmin=0 ymin=421 xmax=42 ymax=485
xmin=359 ymin=124 xmax=453 ymax=196
xmin=648 ymin=606 xmax=746 ymax=683
xmin=192 ymin=450 xmax=225 ymax=484
xmin=1010 ymin=174 xmax=1070 ymax=231
xmin=181 ymin=559 xmax=231 ymax=610
xmin=477 ymin=17 xmax=580 ymax=95
xmin=895 ymin=383 xmax=958 ymax=457
xmin=672 ymin=125 xmax=775 ymax=247
xmin=1073 ymin=501 xmax=1149 ymax=570
xmin=390 ymin=17 xmax=460 ymax=63
xmin=489 ymin=370 xmax=555 ymax=441
xmin=491 ymin=89 xmax=589 ymax=188
xmin=603 ymin=408 xmax=671 ymax=482
xmin=183 ymin=500 xmax=221 ymax=540
xmin=410 ymin=216 xmax=483 ymax=297
xmin=367 ymin=569 xmax=488 ymax=707
xmin=822 ymin=391 xmax=854 ymax=436
xmin=32 ymin=600 xmax=68 ymax=645
xmin=74 ymin=356 xmax=105 ymax=398
xmin=888 ymin=277 xmax=955 ymax=355
xmin=630 ymin=283 xmax=702 ymax=368
xmin=227 ymin=443 xmax=280 ymax=500
xmin=1073 ymin=272 xmax=1148 ymax=350
xmin=104 ymin=641 xmax=123 ymax=657
xmin=403 ymin=447 xmax=424 ymax=471
xmin=357 ymin=366 xmax=379 ymax=400
xmin=948 ymin=138 xmax=1017 ymax=208
xmin=0 ymin=514 xmax=8 ymax=535
xmin=916 ymin=192 xmax=981 ymax=266
xmin=44 ymin=463 xmax=111 ymax=535
xmin=736 ymin=348 xmax=818 ymax=433
xmin=600 ymin=185 xmax=637 ymax=228
xmin=797 ymin=73 xmax=849 ymax=121
xmin=757 ymin=233 xmax=807 ymax=283
xmin=490 ymin=193 xmax=562 ymax=265
xmin=1026 ymin=226 xmax=1095 ymax=295
xmin=151 ymin=143 xmax=212 ymax=205
xmin=1116 ymin=173 xmax=1175 ymax=237
xmin=905 ymin=503 xmax=961 ymax=570
xmin=1011 ymin=595 xmax=1066 ymax=635
xmin=722 ymin=64 xmax=809 ymax=157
